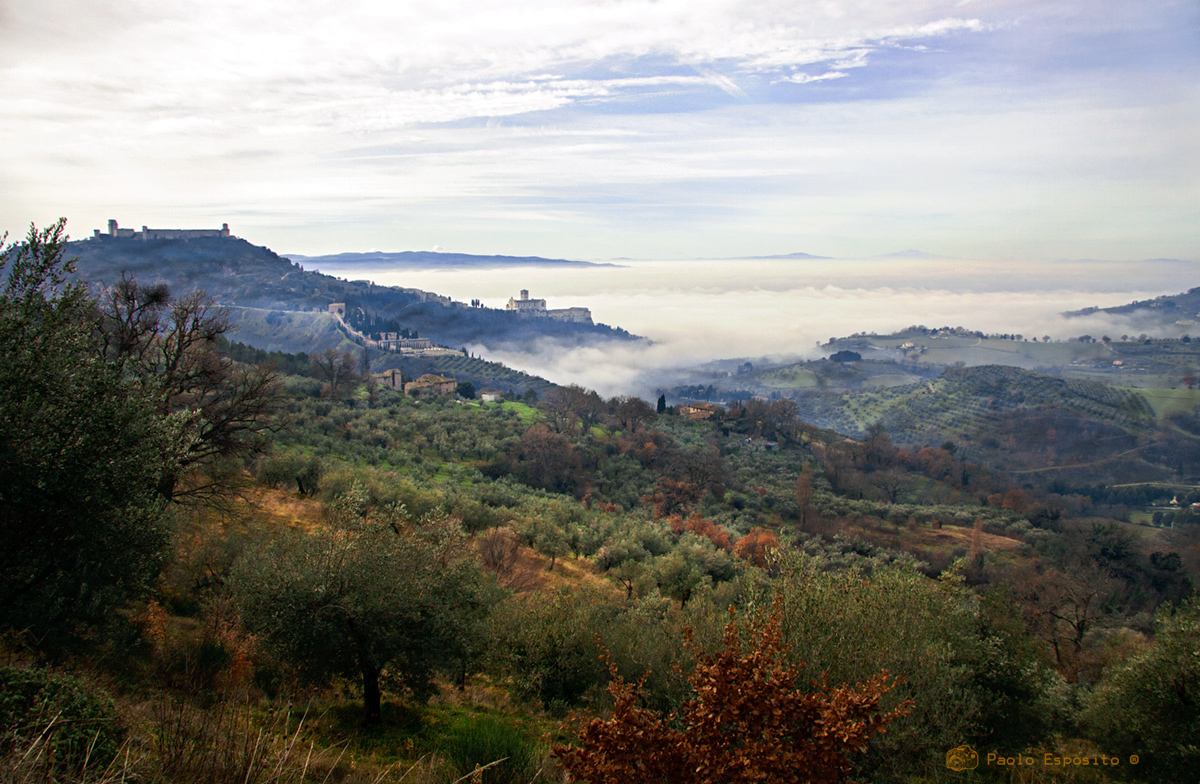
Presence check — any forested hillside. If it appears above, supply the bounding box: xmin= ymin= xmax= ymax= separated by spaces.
xmin=3 ymin=223 xmax=1198 ymax=783
xmin=674 ymin=358 xmax=1200 ymax=496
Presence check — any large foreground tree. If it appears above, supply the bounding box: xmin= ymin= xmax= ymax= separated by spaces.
xmin=0 ymin=221 xmax=183 ymax=644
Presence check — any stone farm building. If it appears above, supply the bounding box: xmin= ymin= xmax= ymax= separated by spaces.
xmin=678 ymin=402 xmax=726 ymax=421
xmin=379 ymin=370 xmax=404 ymax=390
xmin=404 ymin=374 xmax=456 ymax=397
xmin=93 ymin=219 xmax=232 ymax=240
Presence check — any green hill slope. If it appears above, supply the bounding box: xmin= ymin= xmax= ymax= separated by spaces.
xmin=791 ymin=365 xmax=1180 ymax=481
xmin=795 ymin=365 xmax=1156 ymax=442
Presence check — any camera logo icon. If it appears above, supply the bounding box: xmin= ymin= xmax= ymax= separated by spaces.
xmin=946 ymin=745 xmax=980 ymax=771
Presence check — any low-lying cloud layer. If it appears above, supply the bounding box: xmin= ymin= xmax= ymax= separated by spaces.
xmin=321 ymin=257 xmax=1197 ymax=397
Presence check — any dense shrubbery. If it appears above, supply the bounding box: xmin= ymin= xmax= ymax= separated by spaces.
xmin=774 ymin=554 xmax=1068 ymax=778
xmin=1083 ymin=596 xmax=1200 ymax=778
xmin=0 ymin=666 xmax=123 ymax=771
xmin=554 ymin=603 xmax=909 ymax=784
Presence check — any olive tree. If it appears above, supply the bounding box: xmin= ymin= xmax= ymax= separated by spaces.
xmin=232 ymin=494 xmax=497 ymax=724
xmin=1083 ymin=595 xmax=1200 ymax=778
xmin=773 ymin=553 xmax=1065 ymax=779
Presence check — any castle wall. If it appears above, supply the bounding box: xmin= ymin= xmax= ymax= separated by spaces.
xmin=547 ymin=307 xmax=593 ymax=324
xmin=140 ymin=227 xmax=229 ymax=240
xmin=96 ymin=219 xmax=232 ymax=240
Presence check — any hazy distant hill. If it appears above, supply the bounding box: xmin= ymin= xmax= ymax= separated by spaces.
xmin=729 ymin=251 xmax=833 ymax=260
xmin=66 ymin=236 xmax=639 ymax=392
xmin=68 ymin=237 xmax=638 ymax=348
xmin=289 ymin=250 xmax=619 ymax=270
xmin=867 ymin=249 xmax=945 ymax=260
xmin=1065 ymin=284 xmax=1200 ymax=329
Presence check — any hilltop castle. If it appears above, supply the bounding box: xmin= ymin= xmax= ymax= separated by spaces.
xmin=92 ymin=219 xmax=232 ymax=241
xmin=505 ymin=289 xmax=592 ymax=324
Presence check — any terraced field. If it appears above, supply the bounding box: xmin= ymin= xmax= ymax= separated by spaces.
xmin=792 ymin=364 xmax=1157 ymax=446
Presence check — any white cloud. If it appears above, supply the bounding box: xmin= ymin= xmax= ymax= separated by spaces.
xmin=774 ymin=71 xmax=849 ymax=85
xmin=0 ymin=0 xmax=1196 ymax=261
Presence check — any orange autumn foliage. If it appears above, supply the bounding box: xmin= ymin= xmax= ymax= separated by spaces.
xmin=734 ymin=527 xmax=780 ymax=568
xmin=554 ymin=603 xmax=910 ymax=784
xmin=667 ymin=512 xmax=733 ymax=551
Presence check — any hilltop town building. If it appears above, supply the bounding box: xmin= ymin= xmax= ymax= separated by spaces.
xmin=93 ymin=219 xmax=232 ymax=240
xmin=506 ymin=289 xmax=546 ymax=313
xmin=505 ymin=289 xmax=593 ymax=324
xmin=376 ymin=334 xmax=433 ymax=352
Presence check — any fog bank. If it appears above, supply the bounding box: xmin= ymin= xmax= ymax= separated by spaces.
xmin=309 ymin=257 xmax=1200 ymax=397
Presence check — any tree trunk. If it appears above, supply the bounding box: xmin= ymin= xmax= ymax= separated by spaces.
xmin=362 ymin=663 xmax=382 ymax=726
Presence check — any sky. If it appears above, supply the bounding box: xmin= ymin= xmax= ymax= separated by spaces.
xmin=1 ymin=0 xmax=1198 ymax=262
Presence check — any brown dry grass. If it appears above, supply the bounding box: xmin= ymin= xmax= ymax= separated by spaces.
xmin=240 ymin=485 xmax=325 ymax=532
xmin=836 ymin=516 xmax=1026 ymax=567
xmin=473 ymin=527 xmax=615 ymax=598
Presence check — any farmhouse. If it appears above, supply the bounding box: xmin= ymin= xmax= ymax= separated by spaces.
xmin=678 ymin=402 xmax=726 ymax=421
xmin=404 ymin=374 xmax=456 ymax=397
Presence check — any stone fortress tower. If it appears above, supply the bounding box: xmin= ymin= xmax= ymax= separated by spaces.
xmin=94 ymin=219 xmax=232 ymax=240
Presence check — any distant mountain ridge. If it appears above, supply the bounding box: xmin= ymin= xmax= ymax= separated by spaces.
xmin=867 ymin=249 xmax=945 ymax=260
xmin=287 ymin=250 xmax=618 ymax=269
xmin=732 ymin=251 xmax=833 ymax=260
xmin=714 ymin=249 xmax=942 ymax=261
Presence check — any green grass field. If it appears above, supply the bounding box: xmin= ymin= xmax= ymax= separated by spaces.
xmin=1137 ymin=387 xmax=1200 ymax=418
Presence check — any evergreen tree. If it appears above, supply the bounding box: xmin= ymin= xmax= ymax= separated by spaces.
xmin=0 ymin=221 xmax=181 ymax=645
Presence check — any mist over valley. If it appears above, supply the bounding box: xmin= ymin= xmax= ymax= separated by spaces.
xmin=304 ymin=253 xmax=1199 ymax=397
